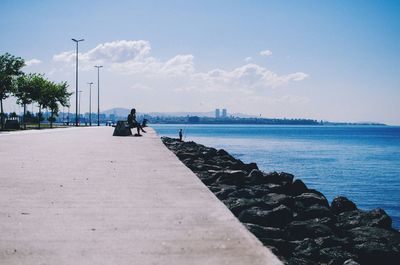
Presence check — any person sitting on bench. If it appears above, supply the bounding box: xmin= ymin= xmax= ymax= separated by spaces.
xmin=127 ymin=108 xmax=146 ymax=136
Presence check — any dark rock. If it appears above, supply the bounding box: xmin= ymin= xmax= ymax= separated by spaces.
xmin=214 ymin=186 xmax=236 ymax=200
xmin=239 ymin=205 xmax=293 ymax=227
xmin=215 ymin=170 xmax=248 ymax=185
xmin=286 ymin=257 xmax=318 ymax=265
xmin=216 ymin=148 xmax=230 ymax=157
xmin=222 ymin=197 xmax=264 ymax=216
xmin=314 ymin=236 xmax=351 ymax=249
xmin=295 ymin=204 xmax=333 ymax=221
xmin=261 ymin=238 xmax=294 ymax=257
xmin=331 ymin=196 xmax=357 ymax=215
xmin=263 ymin=193 xmax=294 ymax=209
xmin=294 ymin=192 xmax=329 ymax=209
xmin=346 ymin=226 xmax=400 ymax=264
xmin=343 ymin=259 xmax=360 ymax=265
xmin=288 ymin=218 xmax=334 ymax=240
xmin=244 ymin=223 xmax=285 ymax=239
xmin=265 ymin=171 xmax=294 ymax=185
xmin=336 ymin=209 xmax=392 ymax=229
xmin=293 ymin=238 xmax=319 ymax=260
xmin=319 ymin=246 xmax=358 ymax=265
xmin=288 ymin=179 xmax=308 ymax=196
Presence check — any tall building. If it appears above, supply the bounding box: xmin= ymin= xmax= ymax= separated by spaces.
xmin=215 ymin=108 xmax=220 ymax=119
xmin=222 ymin=108 xmax=227 ymax=118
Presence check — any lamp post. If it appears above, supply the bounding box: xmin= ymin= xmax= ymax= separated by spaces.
xmin=87 ymin=82 xmax=93 ymax=126
xmin=71 ymin=38 xmax=84 ymax=126
xmin=94 ymin=65 xmax=103 ymax=126
xmin=78 ymin=90 xmax=83 ymax=125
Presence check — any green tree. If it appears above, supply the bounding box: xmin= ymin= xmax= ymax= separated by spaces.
xmin=30 ymin=75 xmax=49 ymax=129
xmin=45 ymin=81 xmax=71 ymax=128
xmin=0 ymin=53 xmax=25 ymax=130
xmin=14 ymin=73 xmax=42 ymax=129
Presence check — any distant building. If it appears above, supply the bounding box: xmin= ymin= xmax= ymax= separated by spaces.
xmin=222 ymin=108 xmax=227 ymax=118
xmin=215 ymin=108 xmax=220 ymax=119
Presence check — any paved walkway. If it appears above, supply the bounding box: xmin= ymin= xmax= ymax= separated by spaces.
xmin=0 ymin=127 xmax=281 ymax=265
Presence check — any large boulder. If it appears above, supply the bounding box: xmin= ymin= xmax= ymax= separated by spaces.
xmin=331 ymin=196 xmax=358 ymax=215
xmin=288 ymin=179 xmax=309 ymax=196
xmin=347 ymin=226 xmax=400 ymax=265
xmin=336 ymin=209 xmax=392 ymax=230
xmin=294 ymin=192 xmax=329 ymax=209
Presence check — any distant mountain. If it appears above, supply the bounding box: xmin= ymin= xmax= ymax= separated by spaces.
xmin=102 ymin=108 xmax=257 ymax=118
xmin=101 ymin=108 xmax=130 ymax=117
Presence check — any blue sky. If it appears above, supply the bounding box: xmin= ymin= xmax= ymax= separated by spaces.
xmin=1 ymin=0 xmax=399 ymax=124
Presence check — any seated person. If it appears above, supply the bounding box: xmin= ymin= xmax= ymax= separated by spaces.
xmin=127 ymin=108 xmax=146 ymax=136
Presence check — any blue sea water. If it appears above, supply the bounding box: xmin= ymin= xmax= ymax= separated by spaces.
xmin=152 ymin=124 xmax=400 ymax=229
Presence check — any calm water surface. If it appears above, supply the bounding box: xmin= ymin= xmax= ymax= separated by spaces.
xmin=152 ymin=124 xmax=400 ymax=229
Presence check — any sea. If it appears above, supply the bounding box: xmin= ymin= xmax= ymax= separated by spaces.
xmin=152 ymin=124 xmax=400 ymax=229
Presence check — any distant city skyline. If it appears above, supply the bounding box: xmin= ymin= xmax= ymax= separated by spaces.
xmin=1 ymin=0 xmax=399 ymax=124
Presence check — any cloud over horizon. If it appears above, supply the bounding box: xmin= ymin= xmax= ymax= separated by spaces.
xmin=52 ymin=40 xmax=307 ymax=93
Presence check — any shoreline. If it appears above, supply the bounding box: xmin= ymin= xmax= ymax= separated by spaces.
xmin=162 ymin=137 xmax=400 ymax=265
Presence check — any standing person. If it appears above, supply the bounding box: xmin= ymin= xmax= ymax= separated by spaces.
xmin=179 ymin=129 xmax=183 ymax=142
xmin=127 ymin=108 xmax=146 ymax=136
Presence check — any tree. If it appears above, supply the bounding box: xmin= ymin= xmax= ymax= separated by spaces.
xmin=30 ymin=75 xmax=49 ymax=129
xmin=14 ymin=73 xmax=41 ymax=129
xmin=45 ymin=81 xmax=71 ymax=128
xmin=0 ymin=53 xmax=25 ymax=130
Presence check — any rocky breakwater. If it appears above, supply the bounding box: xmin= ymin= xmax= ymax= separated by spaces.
xmin=162 ymin=137 xmax=400 ymax=265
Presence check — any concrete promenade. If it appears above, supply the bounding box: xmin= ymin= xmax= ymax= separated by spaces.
xmin=0 ymin=127 xmax=281 ymax=265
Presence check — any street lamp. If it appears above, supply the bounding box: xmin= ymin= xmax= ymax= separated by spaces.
xmin=87 ymin=82 xmax=93 ymax=126
xmin=72 ymin=38 xmax=84 ymax=126
xmin=94 ymin=65 xmax=103 ymax=126
xmin=78 ymin=90 xmax=83 ymax=125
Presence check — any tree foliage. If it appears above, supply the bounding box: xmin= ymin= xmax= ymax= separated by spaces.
xmin=0 ymin=53 xmax=25 ymax=129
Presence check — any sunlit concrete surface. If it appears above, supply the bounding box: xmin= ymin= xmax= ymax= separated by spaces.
xmin=0 ymin=127 xmax=281 ymax=265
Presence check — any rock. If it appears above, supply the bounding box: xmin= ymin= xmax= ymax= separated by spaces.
xmin=343 ymin=259 xmax=360 ymax=265
xmin=331 ymin=196 xmax=358 ymax=215
xmin=288 ymin=217 xmax=334 ymax=240
xmin=319 ymin=246 xmax=357 ymax=265
xmin=294 ymin=192 xmax=329 ymax=209
xmin=222 ymin=197 xmax=264 ymax=216
xmin=288 ymin=179 xmax=309 ymax=196
xmin=215 ymin=170 xmax=248 ymax=185
xmin=286 ymin=257 xmax=318 ymax=265
xmin=264 ymin=171 xmax=294 ymax=185
xmin=239 ymin=205 xmax=293 ymax=227
xmin=213 ymin=186 xmax=237 ymax=200
xmin=263 ymin=193 xmax=294 ymax=209
xmin=346 ymin=226 xmax=400 ymax=264
xmin=293 ymin=238 xmax=319 ymax=260
xmin=244 ymin=223 xmax=285 ymax=239
xmin=314 ymin=236 xmax=351 ymax=249
xmin=336 ymin=209 xmax=392 ymax=230
xmin=295 ymin=204 xmax=333 ymax=221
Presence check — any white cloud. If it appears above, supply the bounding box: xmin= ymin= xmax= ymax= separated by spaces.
xmin=244 ymin=56 xmax=252 ymax=62
xmin=52 ymin=40 xmax=307 ymax=94
xmin=24 ymin=58 xmax=42 ymax=67
xmin=260 ymin=50 xmax=272 ymax=57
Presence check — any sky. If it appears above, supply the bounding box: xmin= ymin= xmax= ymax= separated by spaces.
xmin=1 ymin=0 xmax=399 ymax=124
